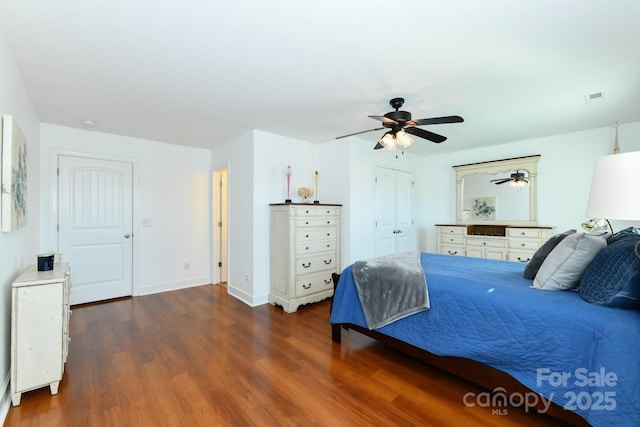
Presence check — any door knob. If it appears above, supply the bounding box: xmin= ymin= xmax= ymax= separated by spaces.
xmin=124 ymin=234 xmax=131 ymax=238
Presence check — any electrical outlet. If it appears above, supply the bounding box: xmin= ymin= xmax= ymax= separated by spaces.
xmin=244 ymin=271 xmax=251 ymax=281
xmin=142 ymin=218 xmax=152 ymax=227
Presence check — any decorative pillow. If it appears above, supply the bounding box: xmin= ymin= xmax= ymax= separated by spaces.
xmin=532 ymin=233 xmax=607 ymax=291
xmin=579 ymin=230 xmax=640 ymax=309
xmin=523 ymin=229 xmax=576 ymax=279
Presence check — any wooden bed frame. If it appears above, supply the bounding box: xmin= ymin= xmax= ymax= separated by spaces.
xmin=330 ymin=273 xmax=589 ymax=427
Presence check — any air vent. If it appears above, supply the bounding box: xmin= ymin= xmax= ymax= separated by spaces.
xmin=585 ymin=92 xmax=605 ymax=104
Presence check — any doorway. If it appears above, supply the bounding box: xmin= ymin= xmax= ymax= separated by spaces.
xmin=212 ymin=168 xmax=228 ymax=285
xmin=58 ymin=155 xmax=134 ymax=305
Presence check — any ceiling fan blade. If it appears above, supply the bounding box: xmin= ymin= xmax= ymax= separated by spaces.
xmin=405 ymin=127 xmax=447 ymax=143
xmin=410 ymin=116 xmax=464 ymax=126
xmin=368 ymin=115 xmax=398 ymax=124
xmin=373 ymin=142 xmax=384 ymax=150
xmin=335 ymin=127 xmax=385 ymax=139
xmin=490 ymin=179 xmax=511 ymax=185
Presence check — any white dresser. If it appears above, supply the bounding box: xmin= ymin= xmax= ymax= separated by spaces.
xmin=11 ymin=262 xmax=72 ymax=406
xmin=269 ymin=203 xmax=340 ymax=313
xmin=436 ymin=225 xmax=552 ymax=262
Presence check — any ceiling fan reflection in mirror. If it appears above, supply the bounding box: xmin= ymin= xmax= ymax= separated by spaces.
xmin=335 ymin=97 xmax=464 ymax=153
xmin=490 ymin=170 xmax=529 ymax=186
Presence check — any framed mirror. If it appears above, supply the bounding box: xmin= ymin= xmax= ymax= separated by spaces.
xmin=453 ymin=155 xmax=540 ymax=226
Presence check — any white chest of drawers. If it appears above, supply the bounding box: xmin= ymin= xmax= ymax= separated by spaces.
xmin=436 ymin=225 xmax=553 ymax=262
xmin=269 ymin=204 xmax=341 ymax=313
xmin=11 ymin=262 xmax=71 ymax=406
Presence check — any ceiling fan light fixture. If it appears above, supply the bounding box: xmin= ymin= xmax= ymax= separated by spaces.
xmin=380 ymin=132 xmax=397 ymax=149
xmin=396 ymin=130 xmax=414 ymax=148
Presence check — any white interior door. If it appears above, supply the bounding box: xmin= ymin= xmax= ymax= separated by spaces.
xmin=394 ymin=170 xmax=414 ymax=252
xmin=58 ymin=155 xmax=133 ymax=305
xmin=374 ymin=167 xmax=397 ymax=257
xmin=374 ymin=166 xmax=415 ymax=257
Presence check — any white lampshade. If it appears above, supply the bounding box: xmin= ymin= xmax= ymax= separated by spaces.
xmin=586 ymin=151 xmax=640 ymax=220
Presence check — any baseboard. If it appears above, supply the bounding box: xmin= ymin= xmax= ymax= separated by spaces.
xmin=227 ymin=285 xmax=269 ymax=307
xmin=0 ymin=372 xmax=11 ymax=425
xmin=136 ymin=277 xmax=209 ymax=296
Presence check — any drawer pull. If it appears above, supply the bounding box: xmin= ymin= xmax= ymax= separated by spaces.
xmin=324 ymin=259 xmax=332 ymax=265
xmin=326 ymin=210 xmax=330 ymax=214
xmin=326 ymin=244 xmax=330 ymax=248
xmin=326 ymin=221 xmax=330 ymax=224
xmin=305 ymin=234 xmax=309 ymax=238
xmin=483 ymin=242 xmax=487 ymax=245
xmin=517 ymin=257 xmax=530 ymax=262
xmin=327 ymin=233 xmax=330 ymax=236
xmin=521 ymin=243 xmax=526 ymax=247
xmin=448 ymin=250 xmax=458 ymax=255
xmin=449 ymin=238 xmax=454 ymax=242
xmin=305 ymin=221 xmax=309 ymax=224
xmin=521 ymin=232 xmax=526 ymax=235
xmin=302 ymin=262 xmax=311 ymax=268
xmin=324 ymin=279 xmax=332 ymax=284
xmin=305 ymin=247 xmax=309 ymax=250
xmin=305 ymin=210 xmax=309 ymax=214
xmin=303 ymin=283 xmax=312 ymax=289
xmin=450 ymin=230 xmax=454 ymax=233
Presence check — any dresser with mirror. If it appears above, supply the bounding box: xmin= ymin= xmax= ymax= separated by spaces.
xmin=436 ymin=155 xmax=553 ymax=262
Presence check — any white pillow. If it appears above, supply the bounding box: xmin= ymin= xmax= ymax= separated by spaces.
xmin=532 ymin=233 xmax=607 ymax=291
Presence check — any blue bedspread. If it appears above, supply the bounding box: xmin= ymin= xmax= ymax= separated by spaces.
xmin=330 ymin=253 xmax=640 ymax=427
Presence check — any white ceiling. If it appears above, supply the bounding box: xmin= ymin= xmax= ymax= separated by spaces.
xmin=1 ymin=0 xmax=639 ymax=156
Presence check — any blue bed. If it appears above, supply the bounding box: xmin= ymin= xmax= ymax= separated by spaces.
xmin=330 ymin=253 xmax=640 ymax=427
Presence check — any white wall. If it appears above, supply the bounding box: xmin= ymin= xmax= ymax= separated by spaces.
xmin=210 ymin=131 xmax=255 ymax=305
xmin=38 ymin=124 xmax=211 ymax=296
xmin=212 ymin=130 xmax=328 ymax=306
xmin=0 ymin=28 xmax=41 ymax=419
xmin=338 ymin=141 xmax=432 ymax=263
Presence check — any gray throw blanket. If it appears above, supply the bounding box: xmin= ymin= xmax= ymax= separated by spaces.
xmin=352 ymin=252 xmax=430 ymax=329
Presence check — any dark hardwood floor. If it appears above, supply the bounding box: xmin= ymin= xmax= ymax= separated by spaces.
xmin=5 ymin=285 xmax=571 ymax=426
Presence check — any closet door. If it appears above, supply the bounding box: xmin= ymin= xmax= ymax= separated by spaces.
xmin=374 ymin=167 xmax=415 ymax=257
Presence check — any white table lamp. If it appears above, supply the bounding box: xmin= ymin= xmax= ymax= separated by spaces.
xmin=586 ymin=151 xmax=640 ymax=221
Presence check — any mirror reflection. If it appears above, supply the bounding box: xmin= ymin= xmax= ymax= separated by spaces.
xmin=461 ymin=171 xmax=530 ymax=221
xmin=453 ymin=155 xmax=540 ymax=226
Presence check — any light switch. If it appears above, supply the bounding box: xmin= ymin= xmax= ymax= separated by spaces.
xmin=142 ymin=218 xmax=152 ymax=227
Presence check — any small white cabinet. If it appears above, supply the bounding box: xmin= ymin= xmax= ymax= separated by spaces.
xmin=269 ymin=203 xmax=340 ymax=313
xmin=11 ymin=262 xmax=71 ymax=406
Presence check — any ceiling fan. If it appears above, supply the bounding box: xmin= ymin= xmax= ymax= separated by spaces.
xmin=335 ymin=97 xmax=464 ymax=150
xmin=490 ymin=170 xmax=529 ymax=185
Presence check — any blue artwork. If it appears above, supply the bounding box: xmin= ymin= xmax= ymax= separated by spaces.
xmin=472 ymin=196 xmax=496 ymax=220
xmin=2 ymin=115 xmax=27 ymax=232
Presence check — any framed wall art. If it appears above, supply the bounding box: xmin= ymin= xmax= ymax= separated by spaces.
xmin=2 ymin=115 xmax=27 ymax=232
xmin=471 ymin=196 xmax=496 ymax=220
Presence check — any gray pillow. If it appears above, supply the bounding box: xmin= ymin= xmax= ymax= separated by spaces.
xmin=523 ymin=229 xmax=576 ymax=279
xmin=532 ymin=233 xmax=607 ymax=291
